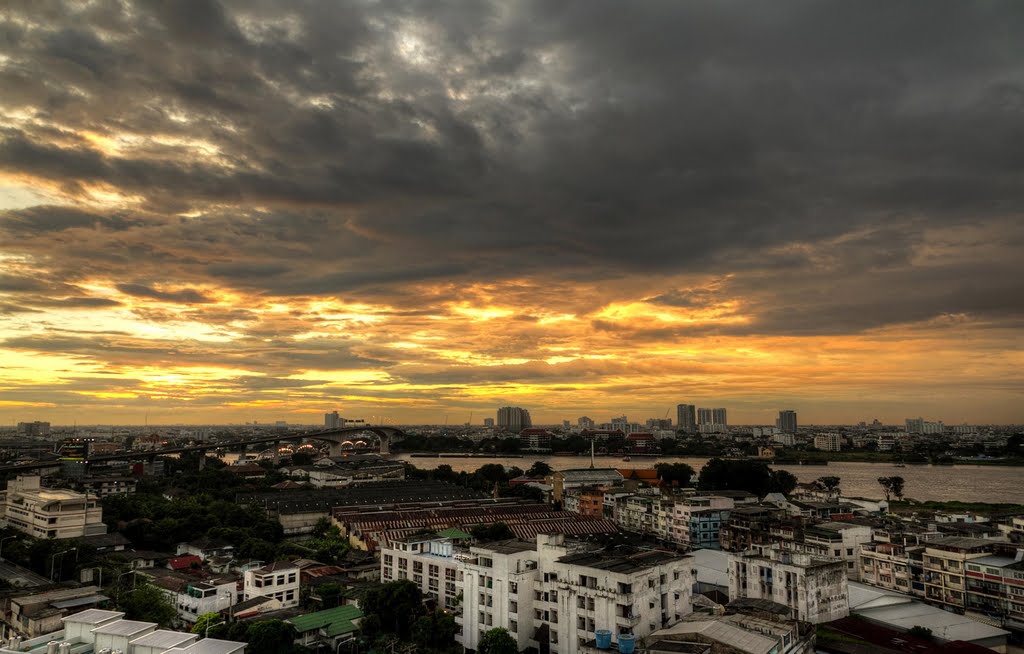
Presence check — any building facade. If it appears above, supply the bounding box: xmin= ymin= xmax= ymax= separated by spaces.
xmin=728 ymin=548 xmax=849 ymax=624
xmin=0 ymin=475 xmax=106 ymax=539
xmin=675 ymin=405 xmax=696 ymax=434
xmin=243 ymin=561 xmax=300 ymax=609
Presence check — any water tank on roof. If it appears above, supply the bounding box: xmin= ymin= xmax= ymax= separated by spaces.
xmin=97 ymin=649 xmax=112 ymax=654
xmin=618 ymin=634 xmax=635 ymax=654
xmin=47 ymin=641 xmax=59 ymax=654
xmin=59 ymin=642 xmax=72 ymax=654
xmin=595 ymin=630 xmax=612 ymax=649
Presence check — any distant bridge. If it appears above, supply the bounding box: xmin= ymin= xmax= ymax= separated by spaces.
xmin=0 ymin=426 xmax=406 ymax=474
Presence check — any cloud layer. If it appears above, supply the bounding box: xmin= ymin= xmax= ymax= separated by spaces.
xmin=1 ymin=0 xmax=1023 ymax=424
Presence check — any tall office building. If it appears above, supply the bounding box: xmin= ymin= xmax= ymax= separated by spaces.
xmin=324 ymin=411 xmax=341 ymax=429
xmin=697 ymin=407 xmax=727 ymax=426
xmin=676 ymin=404 xmax=696 ymax=433
xmin=776 ymin=410 xmax=797 ymax=434
xmin=496 ymin=406 xmax=532 ymax=432
xmin=905 ymin=417 xmax=924 ymax=434
xmin=577 ymin=416 xmax=595 ymax=429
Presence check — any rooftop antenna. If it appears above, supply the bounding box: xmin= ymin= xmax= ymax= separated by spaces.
xmin=590 ymin=439 xmax=595 ymax=469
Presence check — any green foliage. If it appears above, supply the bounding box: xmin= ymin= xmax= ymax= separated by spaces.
xmin=102 ymin=484 xmax=284 ymax=552
xmin=119 ymin=582 xmax=177 ymax=627
xmin=361 ymin=580 xmax=425 ymax=641
xmin=698 ymin=458 xmax=793 ymax=497
xmin=478 ymin=628 xmax=518 ymax=654
xmin=769 ymin=469 xmax=798 ymax=495
xmin=192 ymin=613 xmax=227 ymax=638
xmin=244 ymin=620 xmax=301 ymax=654
xmin=470 ymin=522 xmax=515 ymax=542
xmin=878 ymin=476 xmax=906 ymax=501
xmin=412 ymin=610 xmax=459 ymax=653
xmin=526 ymin=461 xmax=552 ymax=477
xmin=655 ymin=463 xmax=695 ymax=487
xmin=815 ymin=476 xmax=842 ymax=493
xmin=908 ymin=626 xmax=933 ymax=639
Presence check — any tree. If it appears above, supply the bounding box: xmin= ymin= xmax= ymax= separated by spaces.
xmin=119 ymin=582 xmax=177 ymax=627
xmin=192 ymin=613 xmax=227 ymax=638
xmin=815 ymin=476 xmax=841 ymax=495
xmin=478 ymin=628 xmax=518 ymax=654
xmin=697 ymin=458 xmax=774 ymax=496
xmin=470 ymin=522 xmax=515 ymax=542
xmin=908 ymin=626 xmax=933 ymax=640
xmin=244 ymin=620 xmax=300 ymax=654
xmin=527 ymin=461 xmax=552 ymax=478
xmin=655 ymin=463 xmax=695 ymax=487
xmin=878 ymin=476 xmax=906 ymax=501
xmin=768 ymin=470 xmax=798 ymax=495
xmin=361 ymin=580 xmax=425 ymax=640
xmin=412 ymin=610 xmax=459 ymax=652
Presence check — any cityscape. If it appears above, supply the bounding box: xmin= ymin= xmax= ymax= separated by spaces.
xmin=2 ymin=2 xmax=1024 ymax=654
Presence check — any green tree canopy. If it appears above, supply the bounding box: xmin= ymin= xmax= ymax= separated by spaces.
xmin=244 ymin=620 xmax=300 ymax=654
xmin=527 ymin=461 xmax=553 ymax=477
xmin=192 ymin=613 xmax=227 ymax=638
xmin=470 ymin=522 xmax=515 ymax=542
xmin=119 ymin=582 xmax=177 ymax=628
xmin=412 ymin=610 xmax=459 ymax=653
xmin=478 ymin=628 xmax=518 ymax=654
xmin=655 ymin=463 xmax=695 ymax=487
xmin=815 ymin=476 xmax=842 ymax=493
xmin=361 ymin=580 xmax=425 ymax=640
xmin=698 ymin=459 xmax=774 ymax=496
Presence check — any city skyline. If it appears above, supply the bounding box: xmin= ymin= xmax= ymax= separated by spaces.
xmin=2 ymin=2 xmax=1023 ymax=425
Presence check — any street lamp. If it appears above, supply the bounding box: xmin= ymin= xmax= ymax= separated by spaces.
xmin=50 ymin=548 xmax=74 ymax=582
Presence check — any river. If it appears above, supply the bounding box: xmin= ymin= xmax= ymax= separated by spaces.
xmin=396 ymin=454 xmax=1024 ymax=504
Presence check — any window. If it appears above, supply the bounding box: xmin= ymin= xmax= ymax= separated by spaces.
xmin=286 ymin=590 xmax=294 ymax=600
xmin=429 ymin=565 xmax=439 ymax=577
xmin=287 ymin=573 xmax=296 ymax=583
xmin=509 ymin=581 xmax=518 ymax=594
xmin=254 ymin=578 xmax=263 ymax=588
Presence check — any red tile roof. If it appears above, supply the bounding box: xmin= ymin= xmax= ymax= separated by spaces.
xmin=168 ymin=555 xmax=202 ymax=571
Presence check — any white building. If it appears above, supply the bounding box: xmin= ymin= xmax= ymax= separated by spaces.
xmin=727 ymin=548 xmax=849 ymax=624
xmin=243 ymin=561 xmax=300 ymax=609
xmin=380 ymin=535 xmax=465 ymax=610
xmin=0 ymin=475 xmax=106 ymax=539
xmin=0 ymin=608 xmax=247 ymax=654
xmin=801 ymin=523 xmax=874 ymax=580
xmin=460 ymin=534 xmax=694 ymax=654
xmin=173 ymin=578 xmax=238 ymax=625
xmin=812 ymin=433 xmax=842 ymax=452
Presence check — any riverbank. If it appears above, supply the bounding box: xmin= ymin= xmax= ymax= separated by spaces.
xmin=890 ymin=500 xmax=1024 ymax=516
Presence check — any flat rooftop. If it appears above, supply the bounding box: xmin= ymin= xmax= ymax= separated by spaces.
xmin=558 ymin=547 xmax=686 ymax=574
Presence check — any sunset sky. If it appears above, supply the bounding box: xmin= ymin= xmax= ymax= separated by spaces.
xmin=1 ymin=1 xmax=1022 ymax=426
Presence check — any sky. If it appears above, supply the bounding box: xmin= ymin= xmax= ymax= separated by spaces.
xmin=1 ymin=1 xmax=1023 ymax=427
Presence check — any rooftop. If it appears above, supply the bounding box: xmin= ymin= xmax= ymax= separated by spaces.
xmin=128 ymin=630 xmax=196 ymax=649
xmin=92 ymin=619 xmax=155 ymax=636
xmin=62 ymin=609 xmax=124 ymax=626
xmin=558 ymin=546 xmax=686 ymax=574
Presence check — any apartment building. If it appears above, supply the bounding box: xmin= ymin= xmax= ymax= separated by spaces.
xmin=243 ymin=561 xmax=300 ymax=609
xmin=858 ymin=542 xmax=918 ymax=594
xmin=671 ymin=496 xmax=734 ymax=550
xmin=728 ymin=548 xmax=849 ymax=624
xmin=919 ymin=537 xmax=996 ymax=612
xmin=801 ymin=523 xmax=873 ymax=580
xmin=380 ymin=535 xmax=465 ymax=610
xmin=401 ymin=534 xmax=693 ymax=654
xmin=0 ymin=475 xmax=106 ymax=539
xmin=173 ymin=579 xmax=237 ymax=625
xmin=965 ymin=550 xmax=1024 ymax=633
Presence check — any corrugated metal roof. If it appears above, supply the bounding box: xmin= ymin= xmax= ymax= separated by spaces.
xmin=91 ymin=619 xmax=156 ymax=636
xmin=62 ymin=609 xmax=124 ymax=625
xmin=51 ymin=594 xmax=110 ymax=609
xmin=129 ymin=629 xmax=197 ymax=649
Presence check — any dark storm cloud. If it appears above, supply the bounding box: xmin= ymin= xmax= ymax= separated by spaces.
xmin=1 ymin=0 xmax=1023 ymax=334
xmin=115 ymin=284 xmax=214 ymax=304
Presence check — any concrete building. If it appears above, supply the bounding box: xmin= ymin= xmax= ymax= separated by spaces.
xmin=0 ymin=475 xmax=106 ymax=539
xmin=919 ymin=537 xmax=998 ymax=612
xmin=672 ymin=496 xmax=734 ymax=550
xmin=801 ymin=522 xmax=873 ymax=580
xmin=459 ymin=534 xmax=694 ymax=654
xmin=16 ymin=422 xmax=50 ymax=436
xmin=497 ymin=406 xmax=532 ymax=432
xmin=776 ymin=411 xmax=797 ymax=434
xmin=325 ymin=411 xmax=341 ymax=428
xmin=697 ymin=408 xmax=727 ymax=428
xmin=812 ymin=433 xmax=842 ymax=452
xmin=858 ymin=542 xmax=917 ymax=594
xmin=1 ymin=608 xmax=249 ymax=654
xmin=243 ymin=561 xmax=300 ymax=609
xmin=380 ymin=535 xmax=464 ymax=610
xmin=172 ymin=579 xmax=237 ymax=625
xmin=676 ymin=405 xmax=696 ymax=434
xmin=578 ymin=417 xmax=595 ymax=430
xmin=728 ymin=548 xmax=849 ymax=624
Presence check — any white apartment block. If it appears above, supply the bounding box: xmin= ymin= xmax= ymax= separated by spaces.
xmin=380 ymin=535 xmax=465 ymax=611
xmin=172 ymin=579 xmax=238 ymax=625
xmin=728 ymin=548 xmax=849 ymax=624
xmin=671 ymin=496 xmax=734 ymax=550
xmin=858 ymin=542 xmax=916 ymax=594
xmin=812 ymin=433 xmax=842 ymax=452
xmin=801 ymin=523 xmax=874 ymax=580
xmin=243 ymin=562 xmax=300 ymax=609
xmin=387 ymin=534 xmax=694 ymax=654
xmin=0 ymin=475 xmax=106 ymax=539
